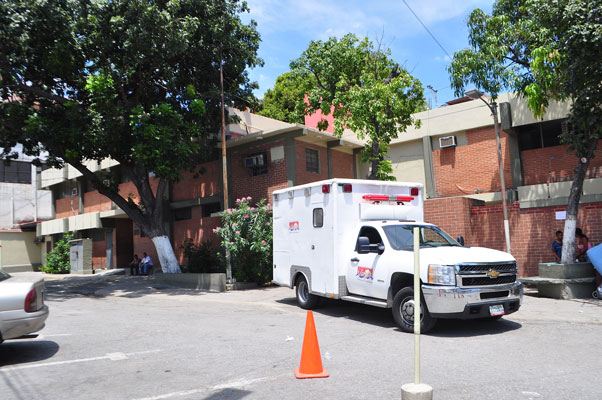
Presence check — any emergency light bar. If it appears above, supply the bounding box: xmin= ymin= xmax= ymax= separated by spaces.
xmin=362 ymin=194 xmax=415 ymax=202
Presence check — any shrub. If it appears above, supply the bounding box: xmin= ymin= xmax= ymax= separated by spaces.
xmin=180 ymin=239 xmax=224 ymax=273
xmin=40 ymin=232 xmax=75 ymax=274
xmin=214 ymin=197 xmax=273 ymax=284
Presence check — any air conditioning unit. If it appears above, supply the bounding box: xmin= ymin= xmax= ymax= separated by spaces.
xmin=439 ymin=136 xmax=457 ymax=148
xmin=243 ymin=154 xmax=265 ymax=168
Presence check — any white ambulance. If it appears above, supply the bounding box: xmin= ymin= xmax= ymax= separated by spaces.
xmin=272 ymin=179 xmax=523 ymax=333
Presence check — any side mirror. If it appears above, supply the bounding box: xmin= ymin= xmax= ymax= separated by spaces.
xmin=357 ymin=236 xmax=371 ymax=254
xmin=457 ymin=236 xmax=465 ymax=246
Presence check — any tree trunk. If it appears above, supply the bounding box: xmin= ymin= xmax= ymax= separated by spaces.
xmin=151 ymin=235 xmax=180 ymax=273
xmin=368 ymin=125 xmax=381 ymax=180
xmin=560 ymin=138 xmax=598 ymax=264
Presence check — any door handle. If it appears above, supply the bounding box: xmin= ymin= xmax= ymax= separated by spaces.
xmin=350 ymin=257 xmax=359 ymax=262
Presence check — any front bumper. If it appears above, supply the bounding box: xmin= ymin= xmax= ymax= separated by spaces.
xmin=422 ymin=282 xmax=523 ymax=319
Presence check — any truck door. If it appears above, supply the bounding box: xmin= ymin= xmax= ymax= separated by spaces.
xmin=347 ymin=226 xmax=389 ymax=299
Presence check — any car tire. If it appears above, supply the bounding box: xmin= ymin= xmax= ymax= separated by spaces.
xmin=392 ymin=286 xmax=437 ymax=333
xmin=295 ymin=275 xmax=319 ymax=309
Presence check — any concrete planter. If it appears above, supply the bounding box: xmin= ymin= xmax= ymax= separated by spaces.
xmin=520 ymin=262 xmax=596 ymax=299
xmin=538 ymin=262 xmax=595 ymax=279
xmin=156 ymin=272 xmax=226 ymax=292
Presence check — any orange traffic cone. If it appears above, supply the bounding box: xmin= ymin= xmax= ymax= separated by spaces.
xmin=295 ymin=311 xmax=329 ymax=379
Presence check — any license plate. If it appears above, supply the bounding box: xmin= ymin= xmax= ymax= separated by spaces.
xmin=489 ymin=304 xmax=505 ymax=316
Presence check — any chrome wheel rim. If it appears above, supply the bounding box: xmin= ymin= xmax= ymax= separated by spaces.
xmin=400 ymin=297 xmax=423 ymax=325
xmin=298 ymin=280 xmax=308 ymax=303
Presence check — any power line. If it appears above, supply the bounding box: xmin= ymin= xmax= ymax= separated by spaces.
xmin=401 ymin=0 xmax=452 ymax=60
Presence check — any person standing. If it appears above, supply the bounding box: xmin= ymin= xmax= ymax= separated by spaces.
xmin=140 ymin=252 xmax=153 ymax=275
xmin=552 ymin=230 xmax=563 ymax=262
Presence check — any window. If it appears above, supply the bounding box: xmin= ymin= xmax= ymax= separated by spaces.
xmin=355 ymin=226 xmax=384 ymax=252
xmin=202 ymin=202 xmax=221 ymax=217
xmin=0 ymin=160 xmax=31 ymax=183
xmin=305 ymin=148 xmax=319 ymax=173
xmin=173 ymin=207 xmax=192 ymax=221
xmin=517 ymin=120 xmax=564 ymax=151
xmin=382 ymin=225 xmax=459 ymax=251
xmin=313 ymin=208 xmax=323 ymax=228
xmin=245 ymin=151 xmax=268 ymax=176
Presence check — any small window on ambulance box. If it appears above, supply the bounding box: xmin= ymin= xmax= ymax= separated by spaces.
xmin=313 ymin=208 xmax=323 ymax=228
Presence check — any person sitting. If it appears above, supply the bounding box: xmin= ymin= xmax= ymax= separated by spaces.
xmin=575 ymin=228 xmax=592 ymax=262
xmin=140 ymin=252 xmax=154 ymax=275
xmin=552 ymin=230 xmax=563 ymax=262
xmin=129 ymin=254 xmax=140 ymax=276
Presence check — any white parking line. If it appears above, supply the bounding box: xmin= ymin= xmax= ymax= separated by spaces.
xmin=37 ymin=333 xmax=73 ymax=338
xmin=133 ymin=373 xmax=288 ymax=400
xmin=0 ymin=350 xmax=161 ymax=371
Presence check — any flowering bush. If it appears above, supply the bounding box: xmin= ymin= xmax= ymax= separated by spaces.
xmin=213 ymin=197 xmax=273 ymax=284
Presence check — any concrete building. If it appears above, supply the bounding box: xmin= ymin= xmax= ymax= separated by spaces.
xmin=0 ymin=148 xmax=53 ymax=272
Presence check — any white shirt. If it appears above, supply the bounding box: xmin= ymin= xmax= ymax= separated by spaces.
xmin=142 ymin=256 xmax=153 ymax=266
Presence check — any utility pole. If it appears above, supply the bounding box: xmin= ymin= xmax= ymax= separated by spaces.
xmin=465 ymin=89 xmax=512 ymax=254
xmin=219 ymin=47 xmax=233 ymax=282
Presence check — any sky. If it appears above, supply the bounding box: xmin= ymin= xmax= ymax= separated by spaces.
xmin=241 ymin=0 xmax=495 ymax=108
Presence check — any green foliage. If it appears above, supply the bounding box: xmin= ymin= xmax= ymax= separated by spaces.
xmin=180 ymin=239 xmax=224 ymax=273
xmin=214 ymin=197 xmax=273 ymax=284
xmin=0 ymin=0 xmax=262 ymax=272
xmin=290 ymin=34 xmax=424 ymax=180
xmin=257 ymin=72 xmax=308 ymax=123
xmin=40 ymin=233 xmax=75 ymax=274
xmin=448 ymin=0 xmax=602 ymax=158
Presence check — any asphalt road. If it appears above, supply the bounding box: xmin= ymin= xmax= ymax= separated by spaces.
xmin=1 ymin=274 xmax=601 ymax=400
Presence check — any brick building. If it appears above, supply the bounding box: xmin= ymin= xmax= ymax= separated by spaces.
xmin=37 ymin=109 xmax=362 ymax=271
xmin=37 ymin=93 xmax=601 ymax=277
xmin=307 ymin=93 xmax=600 ymax=276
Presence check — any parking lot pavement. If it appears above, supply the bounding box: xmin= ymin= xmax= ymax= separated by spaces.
xmin=1 ymin=275 xmax=601 ymax=400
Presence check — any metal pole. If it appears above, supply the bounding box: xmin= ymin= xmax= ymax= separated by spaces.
xmin=490 ymin=101 xmax=512 ymax=254
xmin=219 ymin=48 xmax=233 ymax=283
xmin=413 ymin=226 xmax=421 ymax=384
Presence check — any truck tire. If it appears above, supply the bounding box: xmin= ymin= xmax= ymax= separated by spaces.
xmin=295 ymin=275 xmax=319 ymax=309
xmin=392 ymin=287 xmax=437 ymax=333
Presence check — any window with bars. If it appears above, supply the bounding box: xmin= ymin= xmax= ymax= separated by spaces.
xmin=305 ymin=148 xmax=319 ymax=173
xmin=0 ymin=160 xmax=31 ymax=184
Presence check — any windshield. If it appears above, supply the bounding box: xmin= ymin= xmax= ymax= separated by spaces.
xmin=382 ymin=225 xmax=460 ymax=251
xmin=0 ymin=268 xmax=10 ymax=282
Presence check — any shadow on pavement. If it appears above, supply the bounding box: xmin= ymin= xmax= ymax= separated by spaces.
xmin=427 ymin=317 xmax=522 ymax=337
xmin=44 ymin=275 xmax=212 ymax=302
xmin=276 ymin=296 xmax=522 ymax=336
xmin=0 ymin=340 xmax=59 ymax=367
xmin=202 ymin=388 xmax=251 ymax=400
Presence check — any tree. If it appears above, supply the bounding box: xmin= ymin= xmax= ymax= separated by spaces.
xmin=257 ymin=72 xmax=307 ymax=124
xmin=290 ymin=34 xmax=424 ymax=180
xmin=448 ymin=0 xmax=602 ymax=263
xmin=0 ymin=0 xmax=262 ymax=273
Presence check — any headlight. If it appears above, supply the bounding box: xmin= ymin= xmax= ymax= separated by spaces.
xmin=428 ymin=264 xmax=456 ymax=285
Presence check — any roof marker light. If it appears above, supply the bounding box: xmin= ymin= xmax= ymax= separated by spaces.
xmin=411 ymin=187 xmax=419 ymax=196
xmin=322 ymin=185 xmax=330 ymax=194
xmin=343 ymin=184 xmax=352 ymax=193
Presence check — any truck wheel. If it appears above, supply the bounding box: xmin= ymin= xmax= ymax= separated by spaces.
xmin=392 ymin=287 xmax=436 ymax=333
xmin=296 ymin=275 xmax=319 ymax=309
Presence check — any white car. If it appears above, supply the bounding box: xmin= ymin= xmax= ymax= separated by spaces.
xmin=0 ymin=269 xmax=49 ymax=343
